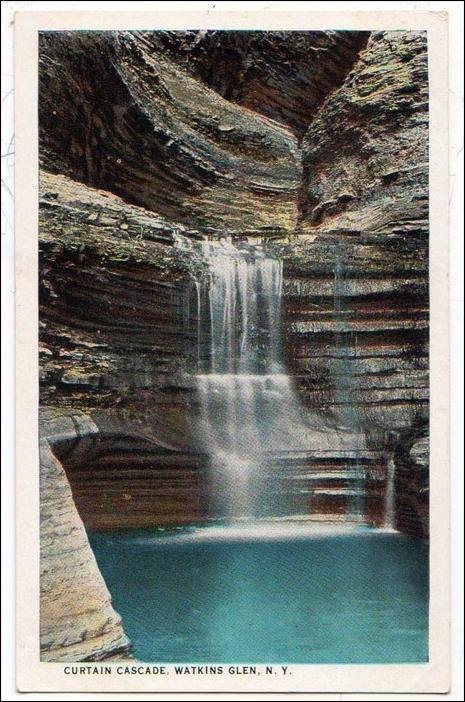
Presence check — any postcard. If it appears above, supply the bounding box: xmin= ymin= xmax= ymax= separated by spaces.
xmin=14 ymin=5 xmax=450 ymax=693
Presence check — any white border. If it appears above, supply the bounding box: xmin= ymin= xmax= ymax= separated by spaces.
xmin=4 ymin=1 xmax=459 ymax=696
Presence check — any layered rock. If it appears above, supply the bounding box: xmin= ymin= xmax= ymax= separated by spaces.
xmin=39 ymin=31 xmax=300 ymax=235
xmin=41 ymin=407 xmax=389 ymax=532
xmin=276 ymin=30 xmax=429 ymax=536
xmin=40 ymin=438 xmax=130 ymax=661
xmin=151 ymin=30 xmax=369 ymax=137
xmin=299 ymin=30 xmax=428 ymax=235
xmin=39 ymin=171 xmax=206 ymax=411
xmin=39 ymin=29 xmax=430 ymax=531
xmin=40 ymin=408 xmax=204 ymax=532
xmin=277 ymin=234 xmax=428 ymax=433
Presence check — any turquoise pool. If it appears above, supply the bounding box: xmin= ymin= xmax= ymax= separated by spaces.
xmin=89 ymin=524 xmax=428 ymax=664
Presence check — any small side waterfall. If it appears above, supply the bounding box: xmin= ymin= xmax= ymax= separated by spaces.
xmin=383 ymin=457 xmax=396 ymax=530
xmin=195 ymin=239 xmax=307 ymax=520
xmin=333 ymin=249 xmax=365 ymax=520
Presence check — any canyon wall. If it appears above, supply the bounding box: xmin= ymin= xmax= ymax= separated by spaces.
xmin=279 ymin=30 xmax=429 ymax=537
xmin=39 ymin=31 xmax=301 ymax=235
xmin=38 ymin=30 xmax=429 ymax=660
xmin=149 ymin=30 xmax=369 ymax=137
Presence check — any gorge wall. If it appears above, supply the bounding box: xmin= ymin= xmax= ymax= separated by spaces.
xmin=38 ymin=30 xmax=429 ymax=660
xmin=281 ymin=30 xmax=429 ymax=536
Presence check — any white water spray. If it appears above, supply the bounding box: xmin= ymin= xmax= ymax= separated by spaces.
xmin=195 ymin=239 xmax=310 ymax=520
xmin=174 ymin=235 xmax=370 ymax=524
xmin=383 ymin=457 xmax=396 ymax=530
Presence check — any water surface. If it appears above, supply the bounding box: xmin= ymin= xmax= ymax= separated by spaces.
xmin=89 ymin=524 xmax=428 ymax=664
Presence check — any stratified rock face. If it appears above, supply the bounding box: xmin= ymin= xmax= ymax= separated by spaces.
xmin=40 ymin=408 xmax=205 ymax=532
xmin=278 ymin=234 xmax=428 ymax=433
xmin=299 ymin=30 xmax=428 ymax=234
xmin=39 ymin=31 xmax=300 ymax=235
xmin=40 ymin=438 xmax=131 ymax=661
xmin=39 ymin=171 xmax=206 ymax=411
xmin=279 ymin=30 xmax=429 ymax=536
xmin=151 ymin=30 xmax=369 ymax=137
xmin=281 ymin=30 xmax=429 ymax=431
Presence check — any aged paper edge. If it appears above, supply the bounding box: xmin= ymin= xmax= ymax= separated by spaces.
xmin=14 ymin=7 xmax=450 ymax=694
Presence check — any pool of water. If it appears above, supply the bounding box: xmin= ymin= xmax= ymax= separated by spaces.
xmin=89 ymin=523 xmax=428 ymax=664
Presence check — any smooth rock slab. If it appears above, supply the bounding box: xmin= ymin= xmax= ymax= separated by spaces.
xmin=40 ymin=439 xmax=131 ymax=661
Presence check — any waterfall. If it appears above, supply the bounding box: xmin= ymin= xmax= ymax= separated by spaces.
xmin=174 ymin=234 xmax=398 ymax=528
xmin=383 ymin=457 xmax=396 ymax=530
xmin=333 ymin=248 xmax=365 ymax=519
xmin=198 ymin=239 xmax=282 ymax=375
xmin=195 ymin=239 xmax=307 ymax=521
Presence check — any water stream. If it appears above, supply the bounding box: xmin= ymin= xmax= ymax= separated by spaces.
xmin=384 ymin=457 xmax=396 ymax=530
xmin=195 ymin=239 xmax=310 ymax=520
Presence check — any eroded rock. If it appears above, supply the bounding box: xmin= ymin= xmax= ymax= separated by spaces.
xmin=40 ymin=439 xmax=131 ymax=661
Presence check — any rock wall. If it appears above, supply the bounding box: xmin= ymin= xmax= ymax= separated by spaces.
xmin=151 ymin=30 xmax=369 ymax=137
xmin=39 ymin=171 xmax=205 ymax=411
xmin=278 ymin=30 xmax=429 ymax=535
xmin=38 ymin=30 xmax=430 ymax=525
xmin=299 ymin=31 xmax=428 ymax=234
xmin=39 ymin=31 xmax=301 ymax=235
xmin=42 ymin=406 xmax=389 ymax=532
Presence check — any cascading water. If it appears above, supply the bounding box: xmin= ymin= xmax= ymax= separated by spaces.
xmin=383 ymin=457 xmax=396 ymax=530
xmin=333 ymin=249 xmax=365 ymax=520
xmin=195 ymin=239 xmax=309 ymax=521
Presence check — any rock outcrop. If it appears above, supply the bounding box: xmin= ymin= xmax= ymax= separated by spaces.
xmin=40 ymin=438 xmax=130 ymax=661
xmin=299 ymin=31 xmax=428 ymax=235
xmin=39 ymin=171 xmax=206 ymax=411
xmin=40 ymin=405 xmax=205 ymax=533
xmin=39 ymin=31 xmax=301 ymax=235
xmin=151 ymin=30 xmax=369 ymax=137
xmin=278 ymin=30 xmax=429 ymax=535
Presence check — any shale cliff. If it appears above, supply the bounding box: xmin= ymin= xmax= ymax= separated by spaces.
xmin=281 ymin=30 xmax=429 ymax=536
xmin=39 ymin=31 xmax=301 ymax=234
xmin=38 ymin=29 xmax=429 ymax=660
xmin=151 ymin=30 xmax=369 ymax=137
